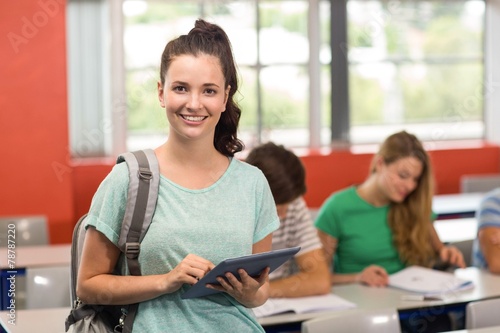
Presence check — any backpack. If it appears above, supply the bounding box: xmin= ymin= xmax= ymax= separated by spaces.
xmin=65 ymin=149 xmax=160 ymax=333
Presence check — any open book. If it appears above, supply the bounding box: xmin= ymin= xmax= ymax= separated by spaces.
xmin=252 ymin=294 xmax=356 ymax=318
xmin=389 ymin=266 xmax=473 ymax=296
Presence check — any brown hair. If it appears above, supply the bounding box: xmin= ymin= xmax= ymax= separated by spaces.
xmin=159 ymin=19 xmax=243 ymax=156
xmin=245 ymin=142 xmax=306 ymax=204
xmin=371 ymin=131 xmax=436 ymax=266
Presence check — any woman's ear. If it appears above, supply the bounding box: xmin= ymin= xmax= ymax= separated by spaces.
xmin=158 ymin=81 xmax=165 ymax=108
xmin=222 ymin=85 xmax=231 ymax=111
xmin=373 ymin=155 xmax=385 ymax=173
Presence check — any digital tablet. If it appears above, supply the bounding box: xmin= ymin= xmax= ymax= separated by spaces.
xmin=181 ymin=246 xmax=301 ymax=299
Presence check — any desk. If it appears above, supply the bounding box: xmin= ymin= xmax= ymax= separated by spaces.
xmin=433 ymin=192 xmax=484 ymax=219
xmin=0 ymin=307 xmax=72 ymax=333
xmin=259 ymin=267 xmax=500 ymax=331
xmin=0 ymin=244 xmax=71 ymax=270
xmin=434 ymin=217 xmax=478 ymax=243
xmin=0 ymin=245 xmax=71 ymax=310
xmin=442 ymin=326 xmax=500 ymax=333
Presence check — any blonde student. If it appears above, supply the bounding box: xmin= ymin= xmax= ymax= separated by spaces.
xmin=315 ymin=131 xmax=465 ymax=287
xmin=77 ymin=19 xmax=279 ymax=332
xmin=246 ymin=142 xmax=330 ymax=297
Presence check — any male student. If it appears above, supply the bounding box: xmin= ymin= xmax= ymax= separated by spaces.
xmin=473 ymin=187 xmax=500 ymax=273
xmin=245 ymin=142 xmax=330 ymax=297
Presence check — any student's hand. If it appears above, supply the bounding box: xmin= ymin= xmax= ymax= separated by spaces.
xmin=357 ymin=265 xmax=389 ymax=287
xmin=164 ymin=254 xmax=214 ymax=293
xmin=206 ymin=267 xmax=270 ymax=307
xmin=439 ymin=245 xmax=466 ymax=268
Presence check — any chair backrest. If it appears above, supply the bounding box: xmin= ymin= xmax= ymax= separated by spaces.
xmin=301 ymin=308 xmax=401 ymax=333
xmin=466 ymin=298 xmax=500 ymax=329
xmin=0 ymin=216 xmax=49 ymax=247
xmin=25 ymin=265 xmax=71 ymax=309
xmin=450 ymin=239 xmax=474 ymax=267
xmin=460 ymin=174 xmax=500 ymax=193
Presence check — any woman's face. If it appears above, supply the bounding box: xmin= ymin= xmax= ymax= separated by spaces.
xmin=377 ymin=156 xmax=423 ymax=203
xmin=157 ymin=54 xmax=229 ymax=143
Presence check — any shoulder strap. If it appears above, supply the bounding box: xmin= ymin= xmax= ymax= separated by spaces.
xmin=69 ymin=214 xmax=88 ymax=307
xmin=117 ymin=148 xmax=160 ymax=260
xmin=116 ymin=149 xmax=160 ymax=333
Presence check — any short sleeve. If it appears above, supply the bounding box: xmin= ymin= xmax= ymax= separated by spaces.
xmin=314 ymin=194 xmax=341 ymax=239
xmin=252 ymin=170 xmax=280 ymax=243
xmin=84 ymin=163 xmax=129 ymax=245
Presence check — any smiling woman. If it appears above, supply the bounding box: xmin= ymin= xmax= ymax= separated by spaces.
xmin=315 ymin=130 xmax=466 ymax=287
xmin=75 ymin=19 xmax=280 ymax=333
xmin=158 ymin=53 xmax=229 ymax=148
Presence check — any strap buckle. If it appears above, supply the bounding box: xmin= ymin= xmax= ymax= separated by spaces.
xmin=138 ymin=168 xmax=152 ymax=180
xmin=125 ymin=242 xmax=140 ymax=259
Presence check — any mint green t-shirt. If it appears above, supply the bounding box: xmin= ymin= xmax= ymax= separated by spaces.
xmin=314 ymin=186 xmax=405 ymax=274
xmin=85 ymin=157 xmax=280 ymax=333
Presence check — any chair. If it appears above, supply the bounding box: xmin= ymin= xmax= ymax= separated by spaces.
xmin=25 ymin=265 xmax=71 ymax=309
xmin=460 ymin=174 xmax=500 ymax=193
xmin=301 ymin=307 xmax=401 ymax=333
xmin=465 ymin=298 xmax=500 ymax=329
xmin=0 ymin=215 xmax=49 ymax=246
xmin=450 ymin=239 xmax=474 ymax=267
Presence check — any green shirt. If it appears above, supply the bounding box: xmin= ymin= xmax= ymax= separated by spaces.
xmin=86 ymin=157 xmax=280 ymax=333
xmin=315 ymin=186 xmax=405 ymax=274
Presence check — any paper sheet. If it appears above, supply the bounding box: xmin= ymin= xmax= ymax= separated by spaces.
xmin=389 ymin=266 xmax=473 ymax=296
xmin=252 ymin=294 xmax=356 ymax=317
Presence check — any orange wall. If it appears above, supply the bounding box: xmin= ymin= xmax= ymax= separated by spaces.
xmin=0 ymin=0 xmax=74 ymax=244
xmin=1 ymin=1 xmax=499 ymax=244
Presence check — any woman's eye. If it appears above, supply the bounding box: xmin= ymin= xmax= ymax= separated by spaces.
xmin=398 ymin=172 xmax=409 ymax=179
xmin=173 ymin=86 xmax=186 ymax=92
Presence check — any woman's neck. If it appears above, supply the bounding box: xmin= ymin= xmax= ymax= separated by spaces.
xmin=154 ymin=139 xmax=230 ymax=189
xmin=357 ymin=176 xmax=390 ymax=207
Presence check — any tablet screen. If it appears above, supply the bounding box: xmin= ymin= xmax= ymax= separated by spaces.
xmin=181 ymin=246 xmax=300 ymax=299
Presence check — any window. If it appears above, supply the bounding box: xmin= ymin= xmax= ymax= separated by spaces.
xmin=68 ymin=0 xmax=495 ymax=157
xmin=337 ymin=0 xmax=486 ymax=144
xmin=123 ymin=0 xmax=331 ymax=152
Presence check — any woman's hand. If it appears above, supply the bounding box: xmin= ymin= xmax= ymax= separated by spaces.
xmin=206 ymin=267 xmax=270 ymax=307
xmin=357 ymin=265 xmax=389 ymax=287
xmin=439 ymin=245 xmax=466 ymax=268
xmin=163 ymin=254 xmax=214 ymax=294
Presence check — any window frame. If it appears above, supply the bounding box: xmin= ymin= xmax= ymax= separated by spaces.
xmin=67 ymin=0 xmax=500 ymax=158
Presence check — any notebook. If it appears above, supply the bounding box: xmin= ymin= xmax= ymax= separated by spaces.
xmin=388 ymin=266 xmax=473 ymax=296
xmin=181 ymin=247 xmax=301 ymax=299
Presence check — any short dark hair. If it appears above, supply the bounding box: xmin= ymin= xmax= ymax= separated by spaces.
xmin=245 ymin=142 xmax=306 ymax=204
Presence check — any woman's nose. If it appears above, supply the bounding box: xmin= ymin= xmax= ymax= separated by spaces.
xmin=187 ymin=93 xmax=201 ymax=110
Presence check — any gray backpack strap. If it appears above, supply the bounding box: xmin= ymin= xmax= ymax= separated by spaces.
xmin=116 ymin=149 xmax=159 ymax=333
xmin=117 ymin=149 xmax=160 ymax=260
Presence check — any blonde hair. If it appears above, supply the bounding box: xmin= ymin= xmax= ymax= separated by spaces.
xmin=370 ymin=131 xmax=436 ymax=266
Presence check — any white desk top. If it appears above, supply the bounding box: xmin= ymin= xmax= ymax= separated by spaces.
xmin=0 ymin=307 xmax=72 ymax=333
xmin=433 ymin=192 xmax=484 ymax=217
xmin=442 ymin=326 xmax=500 ymax=333
xmin=434 ymin=217 xmax=478 ymax=243
xmin=259 ymin=267 xmax=500 ymax=326
xmin=0 ymin=244 xmax=71 ymax=270
xmin=1 ymin=268 xmax=497 ymax=331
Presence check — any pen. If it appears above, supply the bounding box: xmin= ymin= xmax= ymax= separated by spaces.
xmin=401 ymin=295 xmax=443 ymax=301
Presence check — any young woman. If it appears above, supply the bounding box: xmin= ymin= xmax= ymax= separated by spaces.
xmin=77 ymin=19 xmax=279 ymax=332
xmin=315 ymin=131 xmax=465 ymax=287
